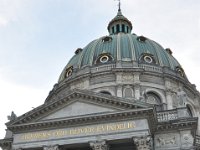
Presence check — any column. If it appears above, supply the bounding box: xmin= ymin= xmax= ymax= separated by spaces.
xmin=133 ymin=136 xmax=152 ymax=150
xmin=43 ymin=145 xmax=59 ymax=150
xmin=89 ymin=140 xmax=109 ymax=150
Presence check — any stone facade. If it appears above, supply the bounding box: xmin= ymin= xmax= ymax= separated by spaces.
xmin=1 ymin=5 xmax=200 ymax=150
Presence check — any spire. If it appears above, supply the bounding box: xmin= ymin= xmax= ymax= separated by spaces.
xmin=116 ymin=0 xmax=122 ymax=15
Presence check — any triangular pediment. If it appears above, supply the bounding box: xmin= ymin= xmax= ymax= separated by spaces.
xmin=7 ymin=89 xmax=151 ymax=127
xmin=40 ymin=101 xmax=117 ymax=121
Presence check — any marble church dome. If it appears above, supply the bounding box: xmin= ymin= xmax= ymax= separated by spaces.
xmin=58 ymin=7 xmax=185 ymax=82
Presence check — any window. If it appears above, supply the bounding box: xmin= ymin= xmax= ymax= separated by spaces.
xmin=112 ymin=26 xmax=114 ymax=34
xmin=124 ymin=87 xmax=133 ymax=98
xmin=176 ymin=67 xmax=184 ymax=77
xmin=100 ymin=91 xmax=112 ymax=95
xmin=146 ymin=92 xmax=163 ymax=111
xmin=116 ymin=24 xmax=120 ymax=33
xmin=137 ymin=36 xmax=147 ymax=42
xmin=65 ymin=66 xmax=73 ymax=78
xmin=186 ymin=104 xmax=193 ymax=117
xmin=102 ymin=36 xmax=112 ymax=42
xmin=139 ymin=53 xmax=156 ymax=64
xmin=122 ymin=24 xmax=125 ymax=32
xmin=96 ymin=53 xmax=113 ymax=64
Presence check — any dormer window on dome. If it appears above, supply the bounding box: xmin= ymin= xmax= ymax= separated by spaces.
xmin=139 ymin=53 xmax=156 ymax=64
xmin=102 ymin=36 xmax=112 ymax=43
xmin=75 ymin=48 xmax=83 ymax=55
xmin=176 ymin=66 xmax=185 ymax=77
xmin=96 ymin=53 xmax=113 ymax=64
xmin=137 ymin=36 xmax=147 ymax=42
xmin=65 ymin=66 xmax=73 ymax=78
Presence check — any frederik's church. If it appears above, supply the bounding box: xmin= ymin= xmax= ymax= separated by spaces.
xmin=1 ymin=2 xmax=200 ymax=150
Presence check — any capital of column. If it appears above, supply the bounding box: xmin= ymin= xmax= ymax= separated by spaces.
xmin=89 ymin=140 xmax=109 ymax=150
xmin=133 ymin=136 xmax=152 ymax=150
xmin=43 ymin=145 xmax=59 ymax=150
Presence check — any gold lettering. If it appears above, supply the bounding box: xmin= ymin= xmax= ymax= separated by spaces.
xmin=21 ymin=121 xmax=137 ymax=141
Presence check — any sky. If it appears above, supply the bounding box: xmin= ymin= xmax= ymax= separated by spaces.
xmin=0 ymin=0 xmax=200 ymax=141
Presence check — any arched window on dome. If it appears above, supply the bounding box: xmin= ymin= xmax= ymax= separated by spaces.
xmin=100 ymin=91 xmax=112 ymax=96
xmin=146 ymin=92 xmax=163 ymax=111
xmin=186 ymin=104 xmax=193 ymax=117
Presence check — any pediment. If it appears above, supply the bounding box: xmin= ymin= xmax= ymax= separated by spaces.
xmin=40 ymin=101 xmax=117 ymax=121
xmin=7 ymin=89 xmax=151 ymax=127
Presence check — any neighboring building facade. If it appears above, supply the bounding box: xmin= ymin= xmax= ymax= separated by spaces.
xmin=1 ymin=6 xmax=200 ymax=150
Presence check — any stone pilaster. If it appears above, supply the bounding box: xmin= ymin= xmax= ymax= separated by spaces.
xmin=133 ymin=136 xmax=152 ymax=150
xmin=134 ymin=84 xmax=140 ymax=100
xmin=165 ymin=89 xmax=173 ymax=110
xmin=43 ymin=145 xmax=59 ymax=150
xmin=116 ymin=85 xmax=123 ymax=97
xmin=89 ymin=140 xmax=109 ymax=150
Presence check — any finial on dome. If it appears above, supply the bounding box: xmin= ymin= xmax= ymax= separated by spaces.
xmin=107 ymin=0 xmax=132 ymax=35
xmin=115 ymin=0 xmax=122 ymax=15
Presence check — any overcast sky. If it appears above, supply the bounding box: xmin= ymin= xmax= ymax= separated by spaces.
xmin=0 ymin=0 xmax=200 ymax=140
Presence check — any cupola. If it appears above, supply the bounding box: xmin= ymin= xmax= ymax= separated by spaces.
xmin=107 ymin=2 xmax=132 ymax=35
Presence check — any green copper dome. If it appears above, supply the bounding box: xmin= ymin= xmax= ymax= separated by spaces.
xmin=58 ymin=10 xmax=185 ymax=82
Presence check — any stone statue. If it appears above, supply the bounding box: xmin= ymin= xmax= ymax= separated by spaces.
xmin=7 ymin=111 xmax=17 ymax=121
xmin=177 ymin=88 xmax=187 ymax=108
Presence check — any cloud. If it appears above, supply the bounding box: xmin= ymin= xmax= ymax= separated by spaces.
xmin=0 ymin=16 xmax=8 ymax=27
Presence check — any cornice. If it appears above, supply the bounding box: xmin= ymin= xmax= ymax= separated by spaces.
xmin=6 ymin=89 xmax=151 ymax=127
xmin=8 ymin=108 xmax=156 ymax=133
xmin=156 ymin=117 xmax=198 ymax=132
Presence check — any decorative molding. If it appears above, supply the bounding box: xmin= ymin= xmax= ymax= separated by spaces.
xmin=7 ymin=89 xmax=150 ymax=127
xmin=133 ymin=135 xmax=152 ymax=150
xmin=0 ymin=138 xmax=12 ymax=150
xmin=43 ymin=145 xmax=59 ymax=150
xmin=8 ymin=108 xmax=156 ymax=133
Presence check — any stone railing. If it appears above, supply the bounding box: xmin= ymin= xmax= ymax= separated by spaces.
xmin=157 ymin=109 xmax=178 ymax=122
xmin=91 ymin=64 xmax=116 ymax=73
xmin=195 ymin=135 xmax=200 ymax=147
xmin=139 ymin=64 xmax=163 ymax=73
xmin=157 ymin=108 xmax=190 ymax=122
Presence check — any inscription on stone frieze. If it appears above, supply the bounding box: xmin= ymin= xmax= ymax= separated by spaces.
xmin=16 ymin=121 xmax=141 ymax=143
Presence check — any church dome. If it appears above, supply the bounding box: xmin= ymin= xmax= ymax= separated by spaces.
xmin=58 ymin=8 xmax=186 ymax=82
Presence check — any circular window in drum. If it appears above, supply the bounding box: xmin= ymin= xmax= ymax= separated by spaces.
xmin=96 ymin=53 xmax=113 ymax=64
xmin=65 ymin=66 xmax=73 ymax=78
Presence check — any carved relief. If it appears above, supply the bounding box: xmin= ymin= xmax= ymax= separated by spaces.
xmin=133 ymin=136 xmax=152 ymax=150
xmin=89 ymin=140 xmax=109 ymax=150
xmin=157 ymin=136 xmax=176 ymax=146
xmin=122 ymin=73 xmax=134 ymax=82
xmin=155 ymin=134 xmax=178 ymax=148
xmin=181 ymin=134 xmax=194 ymax=147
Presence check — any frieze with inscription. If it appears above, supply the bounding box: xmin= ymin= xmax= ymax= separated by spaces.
xmin=13 ymin=119 xmax=148 ymax=144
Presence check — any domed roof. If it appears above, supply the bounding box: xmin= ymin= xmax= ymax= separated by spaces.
xmin=58 ymin=9 xmax=185 ymax=82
